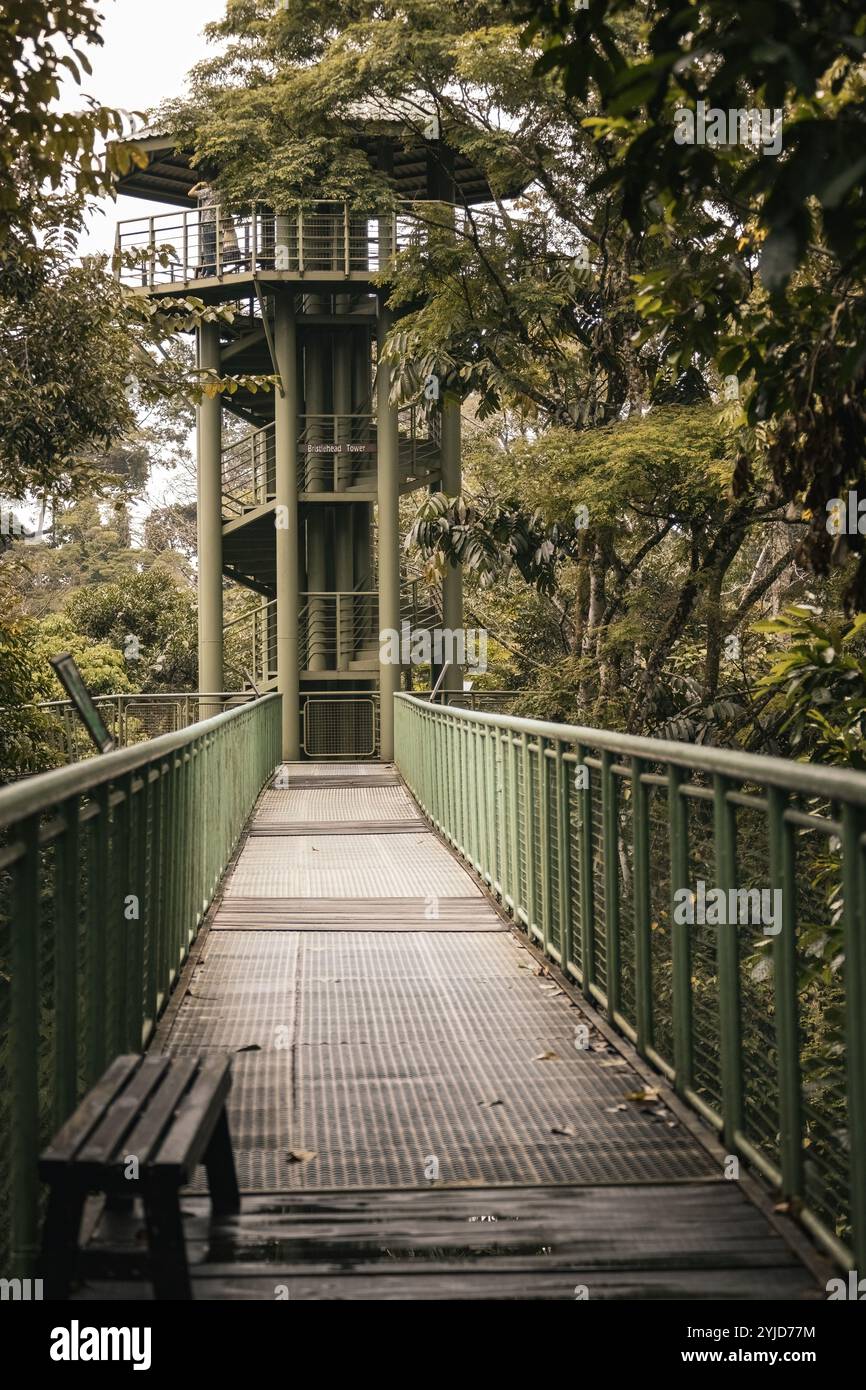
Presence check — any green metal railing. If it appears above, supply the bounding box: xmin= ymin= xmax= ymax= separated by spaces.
xmin=395 ymin=693 xmax=866 ymax=1271
xmin=0 ymin=694 xmax=281 ymax=1272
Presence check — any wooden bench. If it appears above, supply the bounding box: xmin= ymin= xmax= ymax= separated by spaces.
xmin=38 ymin=1053 xmax=240 ymax=1300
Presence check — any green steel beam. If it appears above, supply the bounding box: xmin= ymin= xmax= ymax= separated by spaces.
xmin=196 ymin=320 xmax=224 ymax=717
xmin=274 ymin=294 xmax=300 ymax=759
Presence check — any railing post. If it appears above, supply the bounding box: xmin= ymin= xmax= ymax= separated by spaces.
xmin=87 ymin=785 xmax=109 ymax=1077
xmin=539 ymin=738 xmax=553 ymax=955
xmin=601 ymin=749 xmax=620 ymax=1019
xmin=714 ymin=773 xmax=744 ymax=1151
xmin=767 ymin=785 xmax=803 ymax=1203
xmin=668 ymin=765 xmax=693 ymax=1098
xmin=521 ymin=732 xmax=536 ymax=937
xmin=557 ymin=742 xmax=573 ymax=972
xmin=10 ymin=816 xmax=39 ymax=1273
xmin=842 ymin=802 xmax=866 ymax=1272
xmin=576 ymin=740 xmax=595 ymax=995
xmin=54 ymin=795 xmax=81 ymax=1127
xmin=507 ymin=729 xmax=520 ymax=919
xmin=632 ymin=756 xmax=653 ymax=1054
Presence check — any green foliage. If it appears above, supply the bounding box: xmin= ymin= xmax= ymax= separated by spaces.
xmin=0 ymin=0 xmax=143 ymax=271
xmin=0 ymin=602 xmax=63 ymax=781
xmin=754 ymin=604 xmax=866 ymax=765
xmin=29 ymin=614 xmax=134 ymax=700
xmin=62 ymin=569 xmax=200 ymax=692
xmin=512 ymin=0 xmax=866 ymax=605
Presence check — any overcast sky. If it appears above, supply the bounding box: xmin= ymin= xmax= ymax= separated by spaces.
xmin=68 ymin=0 xmax=222 ymax=256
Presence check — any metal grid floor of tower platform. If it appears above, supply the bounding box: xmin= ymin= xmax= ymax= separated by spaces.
xmin=77 ymin=762 xmax=824 ymax=1300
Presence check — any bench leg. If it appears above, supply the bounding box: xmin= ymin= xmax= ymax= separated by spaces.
xmin=142 ymin=1178 xmax=192 ymax=1300
xmin=203 ymin=1107 xmax=240 ymax=1216
xmin=40 ymin=1183 xmax=86 ymax=1300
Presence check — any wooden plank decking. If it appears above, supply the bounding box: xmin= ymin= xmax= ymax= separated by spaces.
xmin=76 ymin=763 xmax=824 ymax=1300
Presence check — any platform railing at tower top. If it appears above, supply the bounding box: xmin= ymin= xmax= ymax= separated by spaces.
xmin=394 ymin=692 xmax=866 ymax=1273
xmin=114 ymin=200 xmax=556 ymax=290
xmin=0 ymin=693 xmax=281 ymax=1273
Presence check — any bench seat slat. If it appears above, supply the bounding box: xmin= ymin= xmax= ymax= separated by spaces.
xmin=154 ymin=1057 xmax=232 ymax=1178
xmin=77 ymin=1055 xmax=172 ymax=1170
xmin=39 ymin=1055 xmax=142 ymax=1173
xmin=123 ymin=1058 xmax=201 ymax=1169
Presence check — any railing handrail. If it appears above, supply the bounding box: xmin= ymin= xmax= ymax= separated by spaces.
xmin=396 ymin=692 xmax=866 ymax=806
xmin=114 ymin=198 xmax=543 ymax=235
xmin=0 ymin=693 xmax=280 ymax=828
xmin=28 ymin=691 xmax=248 ymax=710
xmin=223 ymin=599 xmax=277 ymax=631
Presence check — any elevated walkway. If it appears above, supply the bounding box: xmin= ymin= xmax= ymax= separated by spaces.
xmin=75 ymin=763 xmax=823 ymax=1300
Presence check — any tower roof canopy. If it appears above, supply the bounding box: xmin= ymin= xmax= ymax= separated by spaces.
xmin=113 ymin=129 xmax=524 ymax=207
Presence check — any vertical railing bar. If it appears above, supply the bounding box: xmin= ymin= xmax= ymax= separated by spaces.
xmin=632 ymin=756 xmax=653 ymax=1055
xmin=601 ymin=749 xmax=620 ymax=1020
xmin=576 ymin=740 xmax=595 ymax=995
xmin=54 ymin=794 xmax=80 ymax=1127
xmin=87 ymin=784 xmax=109 ymax=1077
xmin=539 ymin=738 xmax=553 ymax=955
xmin=508 ymin=731 xmax=520 ymax=919
xmin=10 ymin=815 xmax=40 ymax=1272
xmin=668 ymin=765 xmax=693 ymax=1098
xmin=767 ymin=785 xmax=803 ymax=1202
xmin=842 ymin=802 xmax=866 ymax=1272
xmin=556 ymin=741 xmax=573 ymax=975
xmin=522 ymin=733 xmax=536 ymax=937
xmin=714 ymin=772 xmax=744 ymax=1150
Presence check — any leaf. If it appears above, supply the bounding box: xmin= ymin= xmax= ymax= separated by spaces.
xmin=550 ymin=1124 xmax=575 ymax=1137
xmin=534 ymin=1049 xmax=561 ymax=1062
xmin=624 ymin=1087 xmax=661 ymax=1103
xmin=286 ymin=1148 xmax=317 ymax=1163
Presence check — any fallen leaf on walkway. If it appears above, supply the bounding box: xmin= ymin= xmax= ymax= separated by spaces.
xmin=599 ymin=1059 xmax=628 ymax=1069
xmin=235 ymin=1044 xmax=261 ymax=1053
xmin=605 ymin=1103 xmax=628 ymax=1113
xmin=286 ymin=1148 xmax=317 ymax=1164
xmin=534 ymin=1049 xmax=561 ymax=1062
xmin=478 ymin=1097 xmax=504 ymax=1107
xmin=624 ymin=1087 xmax=661 ymax=1103
xmin=550 ymin=1124 xmax=575 ymax=1137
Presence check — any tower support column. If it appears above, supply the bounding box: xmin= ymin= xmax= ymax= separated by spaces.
xmin=274 ymin=294 xmax=300 ymax=759
xmin=440 ymin=391 xmax=464 ymax=695
xmin=197 ymin=321 xmax=223 ymax=719
xmin=377 ymin=304 xmax=401 ymax=761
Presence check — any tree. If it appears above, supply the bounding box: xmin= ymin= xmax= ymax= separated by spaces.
xmin=510 ymin=1 xmax=866 ymax=604
xmin=0 ymin=0 xmax=143 ymax=272
xmin=62 ymin=569 xmax=201 ymax=691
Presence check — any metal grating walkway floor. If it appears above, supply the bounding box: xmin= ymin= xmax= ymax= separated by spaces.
xmin=81 ymin=761 xmax=823 ymax=1300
